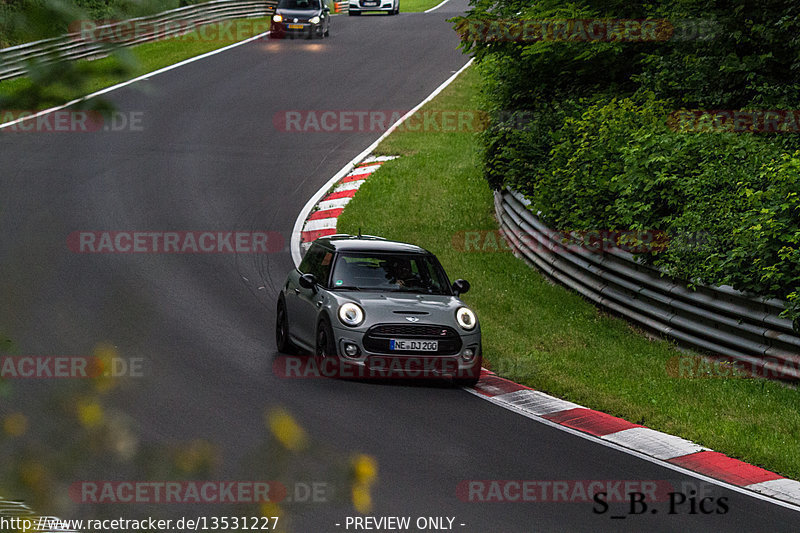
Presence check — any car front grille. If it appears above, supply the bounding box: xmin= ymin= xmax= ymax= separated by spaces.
xmin=363 ymin=323 xmax=462 ymax=355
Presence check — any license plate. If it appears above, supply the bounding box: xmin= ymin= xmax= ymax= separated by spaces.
xmin=288 ymin=24 xmax=304 ymax=29
xmin=363 ymin=1 xmax=377 ymax=5
xmin=389 ymin=339 xmax=438 ymax=351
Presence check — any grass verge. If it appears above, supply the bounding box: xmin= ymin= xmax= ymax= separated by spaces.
xmin=0 ymin=17 xmax=271 ymax=111
xmin=399 ymin=0 xmax=447 ymax=12
xmin=336 ymin=65 xmax=800 ymax=480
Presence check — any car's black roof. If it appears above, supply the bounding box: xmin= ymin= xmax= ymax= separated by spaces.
xmin=314 ymin=234 xmax=430 ymax=254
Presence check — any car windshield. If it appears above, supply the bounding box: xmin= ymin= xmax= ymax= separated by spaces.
xmin=277 ymin=0 xmax=320 ymax=9
xmin=330 ymin=252 xmax=452 ymax=295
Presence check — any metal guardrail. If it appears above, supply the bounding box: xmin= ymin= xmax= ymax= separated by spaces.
xmin=495 ymin=187 xmax=800 ymax=380
xmin=0 ymin=0 xmax=278 ymax=81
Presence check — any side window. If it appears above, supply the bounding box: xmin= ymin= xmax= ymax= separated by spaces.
xmin=298 ymin=245 xmax=333 ymax=287
xmin=299 ymin=245 xmax=323 ymax=275
xmin=317 ymin=251 xmax=333 ymax=287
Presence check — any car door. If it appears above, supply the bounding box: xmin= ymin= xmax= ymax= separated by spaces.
xmin=287 ymin=245 xmax=322 ymax=346
xmin=289 ymin=244 xmax=333 ymax=347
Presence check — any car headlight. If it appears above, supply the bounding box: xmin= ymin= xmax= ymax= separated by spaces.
xmin=309 ymin=16 xmax=321 ymax=24
xmin=273 ymin=14 xmax=283 ymax=22
xmin=338 ymin=303 xmax=365 ymax=327
xmin=456 ymin=307 xmax=477 ymax=330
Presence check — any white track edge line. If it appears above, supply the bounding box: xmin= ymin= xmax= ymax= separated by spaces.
xmin=0 ymin=30 xmax=271 ymax=131
xmin=424 ymin=0 xmax=452 ymax=13
xmin=463 ymin=388 xmax=800 ymax=512
xmin=290 ymin=57 xmax=474 ymax=266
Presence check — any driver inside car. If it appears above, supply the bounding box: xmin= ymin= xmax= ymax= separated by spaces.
xmin=385 ymin=259 xmax=420 ymax=288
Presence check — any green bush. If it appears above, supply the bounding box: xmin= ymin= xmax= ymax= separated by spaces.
xmin=457 ymin=0 xmax=800 ymax=321
xmin=728 ymin=153 xmax=800 ymax=315
xmin=502 ymin=93 xmax=800 ymax=316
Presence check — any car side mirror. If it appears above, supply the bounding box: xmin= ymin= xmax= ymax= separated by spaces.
xmin=452 ymin=279 xmax=470 ymax=296
xmin=299 ymin=273 xmax=317 ymax=292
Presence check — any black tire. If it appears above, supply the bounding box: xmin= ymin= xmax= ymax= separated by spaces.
xmin=453 ymin=354 xmax=482 ymax=387
xmin=275 ymin=296 xmax=296 ymax=354
xmin=316 ymin=316 xmax=337 ymax=358
xmin=324 ymin=26 xmax=329 ymax=37
xmin=453 ymin=375 xmax=479 ymax=387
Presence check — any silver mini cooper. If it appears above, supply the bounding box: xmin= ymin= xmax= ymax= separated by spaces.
xmin=276 ymin=235 xmax=481 ymax=385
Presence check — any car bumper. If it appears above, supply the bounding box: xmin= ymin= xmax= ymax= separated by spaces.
xmin=331 ymin=324 xmax=482 ymax=380
xmin=348 ymin=1 xmax=395 ymax=12
xmin=272 ymin=22 xmax=322 ymax=37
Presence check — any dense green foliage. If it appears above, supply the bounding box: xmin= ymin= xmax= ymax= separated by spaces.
xmin=454 ymin=0 xmax=800 ymax=321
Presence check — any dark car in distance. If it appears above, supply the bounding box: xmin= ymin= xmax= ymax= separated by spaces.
xmin=271 ymin=0 xmax=330 ymax=39
xmin=276 ymin=235 xmax=482 ymax=385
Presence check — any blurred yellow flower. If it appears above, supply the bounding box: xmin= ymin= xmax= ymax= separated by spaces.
xmin=351 ymin=483 xmax=372 ymax=514
xmin=260 ymin=501 xmax=283 ymax=518
xmin=77 ymin=399 xmax=104 ymax=428
xmin=266 ymin=408 xmax=308 ymax=451
xmin=3 ymin=412 xmax=28 ymax=437
xmin=352 ymin=454 xmax=378 ymax=484
xmin=19 ymin=461 xmax=46 ymax=490
xmin=351 ymin=454 xmax=378 ymax=514
xmin=175 ymin=439 xmax=216 ymax=473
xmin=92 ymin=342 xmax=119 ymax=393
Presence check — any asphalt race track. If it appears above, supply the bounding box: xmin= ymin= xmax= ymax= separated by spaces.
xmin=0 ymin=1 xmax=798 ymax=531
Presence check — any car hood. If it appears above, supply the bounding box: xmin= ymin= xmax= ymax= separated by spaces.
xmin=329 ymin=291 xmax=477 ymax=329
xmin=276 ymin=8 xmax=322 ymax=17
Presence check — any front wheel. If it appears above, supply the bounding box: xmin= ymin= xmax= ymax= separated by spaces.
xmin=453 ymin=356 xmax=481 ymax=387
xmin=316 ymin=317 xmax=337 ymax=358
xmin=453 ymin=375 xmax=479 ymax=387
xmin=275 ymin=297 xmax=296 ymax=354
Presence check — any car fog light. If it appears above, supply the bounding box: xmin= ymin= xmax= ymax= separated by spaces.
xmin=461 ymin=347 xmax=475 ymax=362
xmin=344 ymin=343 xmax=359 ymax=357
